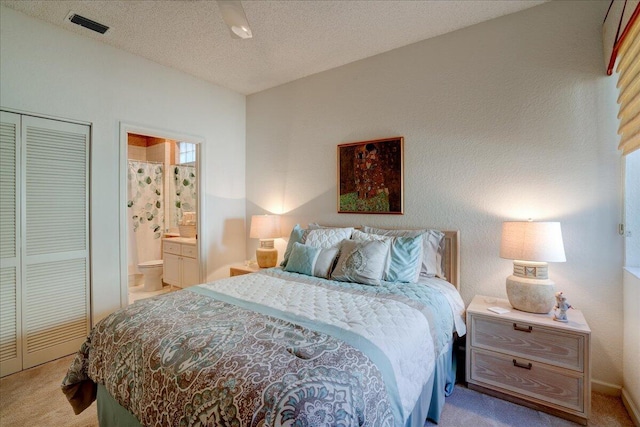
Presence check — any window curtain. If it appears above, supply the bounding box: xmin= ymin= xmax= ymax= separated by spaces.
xmin=613 ymin=4 xmax=640 ymax=155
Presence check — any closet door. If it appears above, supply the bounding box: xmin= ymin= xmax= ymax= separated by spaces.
xmin=21 ymin=116 xmax=90 ymax=369
xmin=0 ymin=112 xmax=22 ymax=376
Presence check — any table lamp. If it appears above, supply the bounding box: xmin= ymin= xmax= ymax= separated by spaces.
xmin=500 ymin=221 xmax=566 ymax=313
xmin=249 ymin=215 xmax=281 ymax=268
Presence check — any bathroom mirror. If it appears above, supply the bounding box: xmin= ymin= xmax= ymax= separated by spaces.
xmin=168 ymin=141 xmax=197 ymax=232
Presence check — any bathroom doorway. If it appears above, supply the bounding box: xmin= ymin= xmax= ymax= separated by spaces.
xmin=118 ymin=123 xmax=205 ymax=307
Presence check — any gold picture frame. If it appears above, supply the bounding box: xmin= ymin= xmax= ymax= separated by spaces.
xmin=337 ymin=137 xmax=404 ymax=214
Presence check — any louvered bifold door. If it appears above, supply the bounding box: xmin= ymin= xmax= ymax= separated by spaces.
xmin=21 ymin=116 xmax=90 ymax=369
xmin=0 ymin=112 xmax=22 ymax=376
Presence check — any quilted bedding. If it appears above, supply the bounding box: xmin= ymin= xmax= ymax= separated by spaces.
xmin=62 ymin=269 xmax=465 ymax=426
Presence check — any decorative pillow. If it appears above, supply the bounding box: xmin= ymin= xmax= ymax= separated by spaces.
xmin=362 ymin=226 xmax=446 ymax=279
xmin=331 ymin=239 xmax=390 ymax=286
xmin=284 ymin=242 xmax=321 ymax=276
xmin=305 ymin=227 xmax=354 ymax=249
xmin=351 ymin=229 xmax=392 ymax=275
xmin=386 ymin=235 xmax=423 ymax=283
xmin=313 ymin=246 xmax=340 ymax=278
xmin=281 ymin=224 xmax=311 ymax=267
xmin=353 ymin=229 xmax=421 ymax=283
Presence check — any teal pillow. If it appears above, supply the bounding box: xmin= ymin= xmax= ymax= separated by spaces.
xmin=284 ymin=242 xmax=321 ymax=276
xmin=387 ymin=235 xmax=423 ymax=283
xmin=281 ymin=225 xmax=307 ymax=267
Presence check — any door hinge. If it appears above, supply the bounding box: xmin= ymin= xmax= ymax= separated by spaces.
xmin=619 ymin=223 xmax=625 ymax=235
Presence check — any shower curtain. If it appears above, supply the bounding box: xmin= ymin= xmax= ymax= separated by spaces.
xmin=172 ymin=164 xmax=196 ymax=227
xmin=127 ymin=161 xmax=164 ymax=277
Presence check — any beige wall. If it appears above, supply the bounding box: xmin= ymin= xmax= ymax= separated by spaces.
xmin=1 ymin=6 xmax=247 ymax=323
xmin=246 ymin=1 xmax=624 ymax=387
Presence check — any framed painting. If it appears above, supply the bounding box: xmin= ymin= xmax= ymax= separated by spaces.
xmin=337 ymin=137 xmax=404 ymax=214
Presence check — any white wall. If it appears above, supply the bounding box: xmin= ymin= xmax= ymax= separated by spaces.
xmin=246 ymin=1 xmax=624 ymax=387
xmin=0 ymin=6 xmax=247 ymax=323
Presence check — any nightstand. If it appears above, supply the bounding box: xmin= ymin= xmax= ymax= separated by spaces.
xmin=466 ymin=295 xmax=591 ymax=425
xmin=229 ymin=264 xmax=262 ymax=277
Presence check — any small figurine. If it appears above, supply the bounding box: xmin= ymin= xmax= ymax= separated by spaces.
xmin=553 ymin=291 xmax=573 ymax=323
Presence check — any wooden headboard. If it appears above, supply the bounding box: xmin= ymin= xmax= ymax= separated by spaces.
xmin=442 ymin=230 xmax=460 ymax=290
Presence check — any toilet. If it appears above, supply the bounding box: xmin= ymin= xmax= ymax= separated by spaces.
xmin=137 ymin=260 xmax=164 ymax=291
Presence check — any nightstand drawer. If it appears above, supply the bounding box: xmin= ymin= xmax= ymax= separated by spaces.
xmin=181 ymin=244 xmax=197 ymax=258
xmin=470 ymin=348 xmax=583 ymax=412
xmin=471 ymin=316 xmax=584 ymax=371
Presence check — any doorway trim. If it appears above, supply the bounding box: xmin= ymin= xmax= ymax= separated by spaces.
xmin=119 ymin=122 xmax=206 ymax=308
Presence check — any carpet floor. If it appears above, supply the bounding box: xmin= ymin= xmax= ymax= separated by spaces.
xmin=0 ymin=355 xmax=635 ymax=426
xmin=425 ymin=384 xmax=635 ymax=427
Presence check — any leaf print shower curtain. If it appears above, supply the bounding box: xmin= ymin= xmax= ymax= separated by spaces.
xmin=127 ymin=161 xmax=164 ymax=276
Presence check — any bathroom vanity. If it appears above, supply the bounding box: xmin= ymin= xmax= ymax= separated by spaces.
xmin=163 ymin=237 xmax=199 ymax=288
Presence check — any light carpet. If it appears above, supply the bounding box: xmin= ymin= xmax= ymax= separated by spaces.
xmin=0 ymin=355 xmax=635 ymax=426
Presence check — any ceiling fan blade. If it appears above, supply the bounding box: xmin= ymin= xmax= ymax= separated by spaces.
xmin=217 ymin=0 xmax=253 ymax=39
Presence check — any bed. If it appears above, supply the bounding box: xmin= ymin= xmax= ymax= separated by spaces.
xmin=63 ymin=226 xmax=465 ymax=427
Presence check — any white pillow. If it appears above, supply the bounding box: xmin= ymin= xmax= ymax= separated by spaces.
xmin=331 ymin=239 xmax=390 ymax=286
xmin=313 ymin=247 xmax=340 ymax=278
xmin=351 ymin=229 xmax=392 ymax=276
xmin=305 ymin=227 xmax=354 ymax=249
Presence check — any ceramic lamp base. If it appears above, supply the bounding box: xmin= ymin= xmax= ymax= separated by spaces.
xmin=256 ymin=247 xmax=277 ymax=268
xmin=506 ymin=275 xmax=555 ymax=314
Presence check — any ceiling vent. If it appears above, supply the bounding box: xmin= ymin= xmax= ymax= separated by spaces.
xmin=66 ymin=12 xmax=109 ymax=34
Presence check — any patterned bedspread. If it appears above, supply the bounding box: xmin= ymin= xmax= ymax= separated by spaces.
xmin=62 ymin=269 xmax=464 ymax=427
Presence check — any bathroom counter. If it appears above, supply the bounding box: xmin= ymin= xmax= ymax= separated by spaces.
xmin=163 ymin=237 xmax=197 ymax=245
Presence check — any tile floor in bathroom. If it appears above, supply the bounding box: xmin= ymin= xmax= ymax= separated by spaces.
xmin=128 ymin=283 xmax=175 ymax=304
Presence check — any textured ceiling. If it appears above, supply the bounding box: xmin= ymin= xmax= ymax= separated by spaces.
xmin=1 ymin=0 xmax=546 ymax=95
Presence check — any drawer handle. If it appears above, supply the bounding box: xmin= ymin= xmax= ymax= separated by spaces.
xmin=513 ymin=323 xmax=532 ymax=333
xmin=513 ymin=359 xmax=533 ymax=370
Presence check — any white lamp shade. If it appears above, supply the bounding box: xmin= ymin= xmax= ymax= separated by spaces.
xmin=249 ymin=215 xmax=281 ymax=239
xmin=500 ymin=221 xmax=566 ymax=263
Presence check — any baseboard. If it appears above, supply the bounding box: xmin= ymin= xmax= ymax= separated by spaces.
xmin=622 ymin=388 xmax=640 ymax=427
xmin=592 ymin=379 xmax=621 ymax=396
